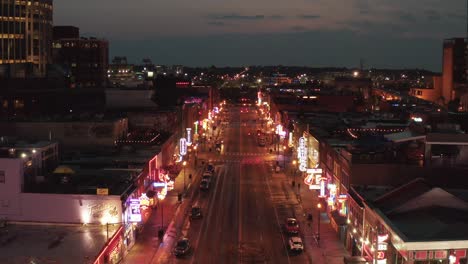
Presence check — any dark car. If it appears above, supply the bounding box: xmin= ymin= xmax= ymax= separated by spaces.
xmin=173 ymin=238 xmax=191 ymax=257
xmin=206 ymin=163 xmax=215 ymax=173
xmin=200 ymin=180 xmax=210 ymax=191
xmin=285 ymin=218 xmax=300 ymax=235
xmin=190 ymin=206 xmax=202 ymax=219
xmin=202 ymin=174 xmax=212 ymax=183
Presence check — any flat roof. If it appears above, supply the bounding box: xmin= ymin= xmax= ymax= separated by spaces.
xmin=28 ymin=168 xmax=135 ymax=195
xmin=384 ymin=131 xmax=426 ymax=143
xmin=356 ymin=179 xmax=468 ymax=243
xmin=0 ymin=139 xmax=57 ymax=149
xmin=0 ymin=224 xmax=120 ymax=264
xmin=426 ymin=133 xmax=468 ymax=145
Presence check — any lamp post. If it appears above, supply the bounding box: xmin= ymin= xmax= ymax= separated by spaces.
xmin=292 ymin=160 xmax=297 ymax=184
xmin=160 ymin=199 xmax=164 ymax=229
xmin=193 ymin=145 xmax=198 ymax=168
xmin=182 ymin=161 xmax=187 ymax=192
xmin=283 ymin=146 xmax=287 ymax=169
xmin=317 ymin=202 xmax=322 ymax=247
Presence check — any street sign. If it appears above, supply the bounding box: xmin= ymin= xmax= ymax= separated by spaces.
xmin=96 ymin=188 xmax=109 ymax=195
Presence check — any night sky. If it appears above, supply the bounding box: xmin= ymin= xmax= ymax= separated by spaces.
xmin=55 ymin=0 xmax=467 ymax=71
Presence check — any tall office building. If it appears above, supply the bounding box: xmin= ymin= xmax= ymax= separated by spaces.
xmin=0 ymin=0 xmax=53 ymax=78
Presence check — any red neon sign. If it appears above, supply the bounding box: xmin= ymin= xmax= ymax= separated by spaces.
xmin=377 ymin=251 xmax=386 ymax=260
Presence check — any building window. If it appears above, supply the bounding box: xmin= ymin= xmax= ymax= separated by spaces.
xmin=0 ymin=170 xmax=5 ymax=183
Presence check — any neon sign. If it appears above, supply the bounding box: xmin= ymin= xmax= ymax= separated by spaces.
xmin=304 ymin=168 xmax=322 ymax=189
xmin=139 ymin=193 xmax=150 ymax=209
xmin=194 ymin=121 xmax=199 ymax=134
xmin=328 ymin=184 xmax=337 ymax=206
xmin=186 ymin=128 xmax=192 ymax=146
xmin=128 ymin=199 xmax=142 ymax=222
xmin=377 ymin=234 xmax=389 ymax=263
xmin=179 ymin=138 xmax=187 ymax=156
xmin=153 ymin=182 xmax=166 ymax=187
xmin=320 ymin=178 xmax=326 ymax=197
xmin=298 ymin=137 xmax=307 ymax=172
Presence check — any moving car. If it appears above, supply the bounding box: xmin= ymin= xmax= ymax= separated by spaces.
xmin=190 ymin=206 xmax=202 ymax=220
xmin=206 ymin=163 xmax=215 ymax=173
xmin=258 ymin=138 xmax=266 ymax=147
xmin=173 ymin=238 xmax=191 ymax=257
xmin=285 ymin=218 xmax=300 ymax=235
xmin=200 ymin=179 xmax=210 ymax=191
xmin=288 ymin=236 xmax=304 ymax=252
xmin=202 ymin=174 xmax=212 ymax=183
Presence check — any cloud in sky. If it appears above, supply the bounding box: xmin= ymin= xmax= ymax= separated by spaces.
xmin=298 ymin=14 xmax=321 ymax=20
xmin=209 ymin=14 xmax=265 ymax=20
xmin=54 ymin=0 xmax=466 ymax=70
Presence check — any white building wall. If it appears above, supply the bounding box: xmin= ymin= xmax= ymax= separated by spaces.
xmin=0 ymin=159 xmax=23 ymax=216
xmin=2 ymin=192 xmax=122 ymax=224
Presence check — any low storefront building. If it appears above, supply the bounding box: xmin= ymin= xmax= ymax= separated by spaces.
xmin=350 ymin=179 xmax=468 ymax=264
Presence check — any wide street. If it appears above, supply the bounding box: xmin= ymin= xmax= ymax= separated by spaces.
xmin=155 ymin=103 xmax=311 ymax=263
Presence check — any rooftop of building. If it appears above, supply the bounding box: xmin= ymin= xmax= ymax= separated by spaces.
xmin=0 ymin=112 xmax=125 ymax=123
xmin=0 ymin=138 xmax=58 ymax=158
xmin=0 ymin=223 xmax=120 ymax=264
xmin=354 ymin=178 xmax=468 ymax=242
xmin=62 ymin=145 xmax=161 ymax=167
xmin=0 ymin=137 xmax=57 ymax=149
xmin=115 ymin=130 xmax=172 ymax=147
xmin=26 ymin=167 xmax=136 ymax=196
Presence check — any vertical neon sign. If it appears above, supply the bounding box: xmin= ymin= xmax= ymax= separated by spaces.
xmin=180 ymin=138 xmax=187 ymax=156
xmin=186 ymin=128 xmax=192 ymax=146
xmin=298 ymin=137 xmax=307 ymax=172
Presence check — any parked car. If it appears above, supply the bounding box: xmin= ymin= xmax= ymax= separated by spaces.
xmin=173 ymin=238 xmax=191 ymax=257
xmin=190 ymin=206 xmax=202 ymax=219
xmin=285 ymin=218 xmax=300 ymax=234
xmin=288 ymin=236 xmax=304 ymax=252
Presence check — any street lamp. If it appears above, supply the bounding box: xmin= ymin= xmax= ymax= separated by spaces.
xmin=317 ymin=202 xmax=322 ymax=247
xmin=193 ymin=145 xmax=198 ymax=167
xmin=182 ymin=161 xmax=187 ymax=192
xmin=292 ymin=160 xmax=297 ymax=186
xmin=283 ymin=146 xmax=287 ymax=169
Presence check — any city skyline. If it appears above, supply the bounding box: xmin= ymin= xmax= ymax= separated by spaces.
xmin=54 ymin=0 xmax=467 ymax=71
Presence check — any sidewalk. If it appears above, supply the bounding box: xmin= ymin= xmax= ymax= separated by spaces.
xmin=120 ymin=165 xmax=201 ymax=264
xmin=272 ymin=165 xmax=349 ymax=264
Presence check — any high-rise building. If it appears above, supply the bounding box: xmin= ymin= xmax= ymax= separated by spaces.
xmin=52 ymin=26 xmax=108 ymax=88
xmin=441 ymin=38 xmax=467 ymax=105
xmin=0 ymin=0 xmax=53 ymax=78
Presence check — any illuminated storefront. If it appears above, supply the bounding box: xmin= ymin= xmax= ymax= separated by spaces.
xmin=93 ymin=226 xmax=124 ymax=264
xmin=308 ymin=134 xmax=320 ymax=167
xmin=347 ymin=185 xmax=468 ymax=264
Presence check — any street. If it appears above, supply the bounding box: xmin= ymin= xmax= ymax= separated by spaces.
xmin=148 ymin=105 xmax=311 ymax=264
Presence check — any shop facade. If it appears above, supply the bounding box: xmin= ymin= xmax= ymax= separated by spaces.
xmin=347 ymin=186 xmax=468 ymax=264
xmin=93 ymin=226 xmax=124 ymax=264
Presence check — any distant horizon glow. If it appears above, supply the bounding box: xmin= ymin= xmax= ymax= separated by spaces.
xmin=55 ymin=0 xmax=467 ymax=71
